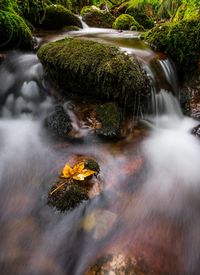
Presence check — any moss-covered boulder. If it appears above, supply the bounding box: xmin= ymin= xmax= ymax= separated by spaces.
xmin=95 ymin=102 xmax=121 ymax=138
xmin=37 ymin=38 xmax=150 ymax=113
xmin=82 ymin=7 xmax=115 ymax=28
xmin=142 ymin=19 xmax=200 ymax=75
xmin=39 ymin=4 xmax=82 ymax=30
xmin=113 ymin=14 xmax=144 ymax=31
xmin=0 ymin=10 xmax=33 ymax=51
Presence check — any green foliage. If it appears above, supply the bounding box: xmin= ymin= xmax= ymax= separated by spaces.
xmin=37 ymin=38 xmax=150 ymax=112
xmin=49 ymin=0 xmax=72 ymax=9
xmin=126 ymin=7 xmax=154 ymax=28
xmin=157 ymin=0 xmax=183 ymax=20
xmin=0 ymin=9 xmax=33 ymax=50
xmin=0 ymin=0 xmax=19 ymax=11
xmin=16 ymin=0 xmax=46 ymax=27
xmin=143 ymin=19 xmax=200 ymax=74
xmin=174 ymin=1 xmax=200 ymax=20
xmin=40 ymin=4 xmax=82 ymax=29
xmin=113 ymin=13 xmax=143 ymax=30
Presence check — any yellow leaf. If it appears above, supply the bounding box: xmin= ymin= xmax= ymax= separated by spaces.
xmin=73 ymin=162 xmax=85 ymax=174
xmin=62 ymin=164 xmax=73 ymax=178
xmin=61 ymin=162 xmax=96 ymax=181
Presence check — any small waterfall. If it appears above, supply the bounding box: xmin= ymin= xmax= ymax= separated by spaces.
xmin=79 ymin=16 xmax=89 ymax=29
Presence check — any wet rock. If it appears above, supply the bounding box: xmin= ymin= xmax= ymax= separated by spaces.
xmin=95 ymin=102 xmax=121 ymax=138
xmin=37 ymin=38 xmax=151 ymax=114
xmin=48 ymin=159 xmax=101 ymax=212
xmin=142 ymin=19 xmax=200 ymax=75
xmin=82 ymin=209 xmax=117 ymax=241
xmin=39 ymin=4 xmax=82 ymax=30
xmin=81 ymin=6 xmax=115 ymax=28
xmin=85 ymin=253 xmax=158 ymax=275
xmin=44 ymin=105 xmax=72 ymax=138
xmin=192 ymin=124 xmax=200 ymax=138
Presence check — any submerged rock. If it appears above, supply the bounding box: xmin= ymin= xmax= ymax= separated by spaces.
xmin=48 ymin=159 xmax=100 ymax=212
xmin=37 ymin=38 xmax=151 ymax=114
xmin=85 ymin=253 xmax=158 ymax=275
xmin=192 ymin=124 xmax=200 ymax=138
xmin=44 ymin=105 xmax=72 ymax=138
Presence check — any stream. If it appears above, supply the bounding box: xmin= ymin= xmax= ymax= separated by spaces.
xmin=0 ymin=26 xmax=200 ymax=275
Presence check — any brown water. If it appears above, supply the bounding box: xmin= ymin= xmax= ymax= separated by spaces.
xmin=0 ymin=29 xmax=200 ymax=275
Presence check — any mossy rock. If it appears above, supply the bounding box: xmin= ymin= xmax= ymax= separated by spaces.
xmin=48 ymin=159 xmax=100 ymax=212
xmin=39 ymin=4 xmax=82 ymax=30
xmin=82 ymin=9 xmax=115 ymax=28
xmin=126 ymin=7 xmax=154 ymax=29
xmin=44 ymin=105 xmax=72 ymax=138
xmin=112 ymin=14 xmax=144 ymax=31
xmin=48 ymin=178 xmax=90 ymax=212
xmin=95 ymin=102 xmax=121 ymax=138
xmin=37 ymin=38 xmax=151 ymax=114
xmin=142 ymin=19 xmax=200 ymax=75
xmin=0 ymin=10 xmax=33 ymax=51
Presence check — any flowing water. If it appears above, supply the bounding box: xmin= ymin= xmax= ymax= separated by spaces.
xmin=0 ymin=28 xmax=200 ymax=275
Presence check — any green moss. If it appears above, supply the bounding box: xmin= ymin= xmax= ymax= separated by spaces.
xmin=48 ymin=178 xmax=90 ymax=212
xmin=95 ymin=102 xmax=121 ymax=137
xmin=143 ymin=19 xmax=200 ymax=75
xmin=82 ymin=9 xmax=115 ymax=28
xmin=0 ymin=10 xmax=33 ymax=50
xmin=39 ymin=4 xmax=82 ymax=30
xmin=37 ymin=38 xmax=150 ymax=113
xmin=113 ymin=14 xmax=143 ymax=31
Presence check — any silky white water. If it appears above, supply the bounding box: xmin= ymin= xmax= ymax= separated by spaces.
xmin=0 ymin=36 xmax=200 ymax=275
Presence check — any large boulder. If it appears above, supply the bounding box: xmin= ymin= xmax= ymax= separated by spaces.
xmin=81 ymin=6 xmax=115 ymax=28
xmin=39 ymin=4 xmax=82 ymax=30
xmin=142 ymin=19 xmax=200 ymax=75
xmin=37 ymin=38 xmax=150 ymax=114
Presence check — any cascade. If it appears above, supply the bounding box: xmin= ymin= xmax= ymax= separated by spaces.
xmin=0 ymin=31 xmax=199 ymax=275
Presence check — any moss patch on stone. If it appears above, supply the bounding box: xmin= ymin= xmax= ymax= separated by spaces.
xmin=0 ymin=10 xmax=33 ymax=50
xmin=37 ymin=38 xmax=150 ymax=114
xmin=142 ymin=19 xmax=200 ymax=75
xmin=113 ymin=14 xmax=143 ymax=31
xmin=39 ymin=4 xmax=82 ymax=30
xmin=95 ymin=102 xmax=121 ymax=138
xmin=82 ymin=9 xmax=115 ymax=28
